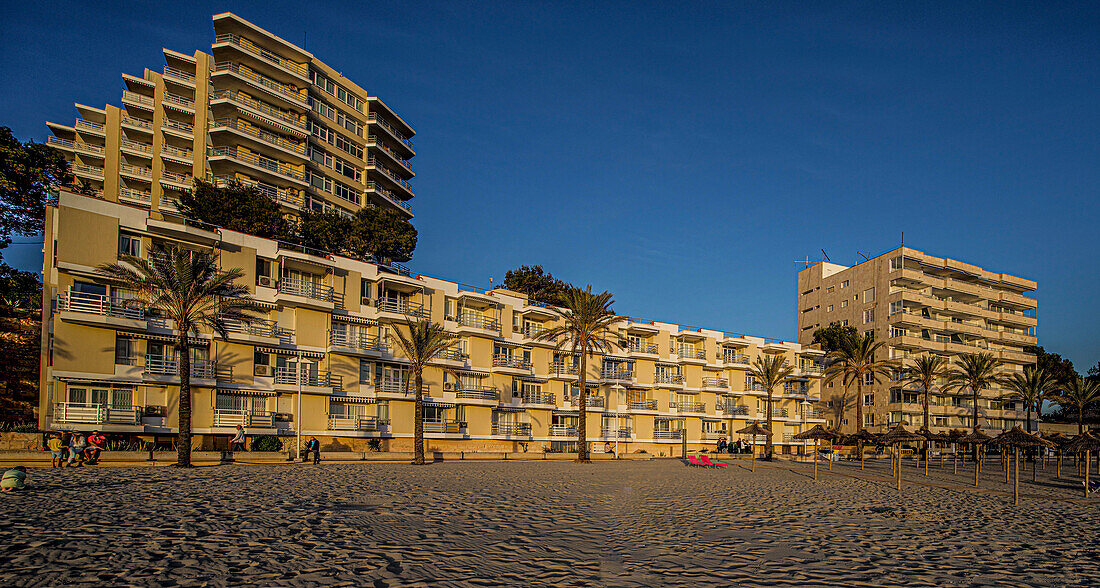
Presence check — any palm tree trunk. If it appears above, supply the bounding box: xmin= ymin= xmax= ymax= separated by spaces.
xmin=413 ymin=371 xmax=424 ymax=465
xmin=764 ymin=388 xmax=774 ymax=460
xmin=576 ymin=352 xmax=589 ymax=463
xmin=923 ymin=384 xmax=931 ymax=430
xmin=972 ymin=386 xmax=980 ymax=461
xmin=176 ymin=338 xmax=192 ymax=467
xmin=1013 ymin=447 xmax=1019 ymax=506
xmin=854 ymin=380 xmax=863 ymax=435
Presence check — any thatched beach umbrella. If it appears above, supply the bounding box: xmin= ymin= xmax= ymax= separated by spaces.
xmin=918 ymin=428 xmax=950 ymax=474
xmin=959 ymin=429 xmax=992 ymax=488
xmin=992 ymin=426 xmax=1055 ymax=505
xmin=737 ymin=422 xmax=770 ymax=473
xmin=1045 ymin=432 xmax=1070 ymax=479
xmin=881 ymin=424 xmax=925 ymax=491
xmin=947 ymin=429 xmax=967 ymax=474
xmin=838 ymin=429 xmax=880 ymax=470
xmin=793 ymin=424 xmax=838 ymax=481
xmin=1065 ymin=431 xmax=1100 ymax=498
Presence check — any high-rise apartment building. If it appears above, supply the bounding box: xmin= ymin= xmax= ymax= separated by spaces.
xmin=45 ymin=13 xmax=415 ymax=220
xmin=797 ymin=247 xmax=1038 ymax=433
xmin=40 ymin=190 xmax=826 ymax=453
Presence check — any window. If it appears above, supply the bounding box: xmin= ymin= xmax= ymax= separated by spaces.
xmin=841 ymin=320 xmax=848 ymax=326
xmin=359 ymin=360 xmax=372 ymax=384
xmin=826 ymin=286 xmax=834 ymax=294
xmin=114 ymin=336 xmax=136 ymax=365
xmin=863 ymin=309 xmax=874 ymax=324
xmin=863 ymin=288 xmax=875 ymax=303
xmin=889 ymin=301 xmax=903 ymax=315
xmin=360 ymin=280 xmax=372 ymax=301
xmin=333 ymin=181 xmax=359 ymax=205
xmin=864 ymin=373 xmax=874 ymax=386
xmin=864 ymin=393 xmax=874 ymax=406
xmin=890 ymin=327 xmax=907 ymax=338
xmin=841 ymin=300 xmax=848 ymax=308
xmin=890 ymin=256 xmax=903 ymax=271
xmin=118 ymin=232 xmax=140 ymax=257
xmin=256 ymin=258 xmax=271 ymax=279
xmin=840 ymin=280 xmax=849 ymax=289
xmin=864 ymin=413 xmax=874 ymax=426
xmin=827 ymin=305 xmax=833 ymax=312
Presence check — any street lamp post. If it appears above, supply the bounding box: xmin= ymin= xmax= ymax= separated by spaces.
xmin=800 ymin=400 xmax=812 ymax=462
xmin=296 ymin=351 xmax=303 ymax=462
xmin=612 ymin=384 xmax=624 ymax=458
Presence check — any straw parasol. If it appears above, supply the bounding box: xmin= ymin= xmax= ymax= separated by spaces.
xmin=737 ymin=422 xmax=770 ymax=473
xmin=918 ymin=427 xmax=950 ymax=474
xmin=1044 ymin=432 xmax=1070 ymax=479
xmin=1065 ymin=431 xmax=1100 ymax=498
xmin=793 ymin=424 xmax=838 ymax=481
xmin=991 ymin=426 xmax=1055 ymax=505
xmin=880 ymin=424 xmax=925 ymax=491
xmin=947 ymin=429 xmax=968 ymax=473
xmin=840 ymin=429 xmax=881 ymax=470
xmin=959 ymin=429 xmax=993 ymax=488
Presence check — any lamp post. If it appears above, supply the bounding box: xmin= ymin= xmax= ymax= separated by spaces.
xmin=612 ymin=384 xmax=624 ymax=458
xmin=296 ymin=350 xmax=303 ymax=462
xmin=800 ymin=400 xmax=812 ymax=461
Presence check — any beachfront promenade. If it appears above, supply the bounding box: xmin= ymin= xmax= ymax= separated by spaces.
xmin=2 ymin=458 xmax=1097 ymax=586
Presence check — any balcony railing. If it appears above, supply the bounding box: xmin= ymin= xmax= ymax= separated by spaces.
xmin=374 ymin=297 xmax=428 ymax=317
xmin=517 ymin=391 xmax=555 ymax=405
xmin=366 ymin=157 xmax=414 ymax=192
xmin=585 ymin=396 xmax=606 ymax=408
xmin=493 ymin=355 xmax=532 ymax=370
xmin=549 ymin=424 xmax=577 ymax=437
xmin=456 ymin=313 xmax=500 ymax=331
xmin=328 ymin=415 xmax=385 ymax=431
xmin=655 ymin=373 xmax=685 ymax=385
xmin=274 ymin=367 xmax=340 ymax=388
xmin=120 ymin=138 xmax=153 ymax=154
xmin=53 ymin=403 xmax=140 ymax=425
xmin=519 ymin=323 xmax=546 ymax=338
xmin=120 ymin=163 xmax=153 ymax=178
xmin=492 ymin=422 xmax=532 ymax=436
xmin=210 ymin=146 xmax=305 ymax=181
xmin=702 ymin=377 xmax=729 ymax=389
xmin=745 ymin=382 xmax=768 ymax=392
xmin=144 ymin=355 xmax=217 ymax=379
xmin=601 ymin=427 xmax=632 ymax=438
xmin=455 ymin=386 xmax=498 ymax=401
xmin=119 ymin=187 xmax=152 ymax=202
xmin=435 ymin=348 xmax=468 ymax=362
xmin=378 ymin=379 xmax=408 ymax=395
xmin=365 ymin=181 xmax=413 ymax=213
xmin=163 ymin=119 xmax=194 ymax=135
xmin=163 ymin=66 xmax=195 ymax=83
xmin=423 ymin=421 xmax=464 ymax=434
xmin=677 ymin=347 xmax=706 ymax=360
xmin=211 ymin=175 xmax=303 ymax=208
xmin=626 ymin=341 xmax=658 ymax=354
xmin=164 ymin=92 xmax=195 ymax=110
xmin=366 ymin=113 xmax=413 ymax=148
xmin=550 ymin=361 xmax=579 ymax=375
xmin=654 ymin=430 xmax=682 ymax=440
xmin=72 ymin=163 xmax=104 ymax=179
xmin=211 ymin=89 xmax=306 ymax=129
xmin=278 ymin=278 xmax=335 ymax=302
xmin=366 ymin=135 xmax=414 ymax=172
xmin=213 ymin=409 xmax=274 ymax=428
xmin=214 ymin=33 xmax=309 ymax=77
xmin=703 ymin=431 xmax=730 ymax=441
xmin=329 ymin=330 xmax=383 ymax=351
xmin=627 ymin=399 xmax=657 ymax=410
xmin=56 ymin=291 xmax=145 ymax=320
xmin=723 ymin=354 xmax=751 ymax=365
xmin=720 ymin=404 xmax=750 ymax=416
xmin=75 ymin=118 xmax=105 ymax=132
xmin=672 ymin=401 xmax=706 ymax=413
xmin=122 ymin=90 xmax=154 ymax=107
xmin=161 ymin=144 xmax=194 ymax=160
xmin=758 ymin=408 xmax=789 ymax=418
xmin=121 ymin=116 xmax=153 ymax=130
xmin=602 ymin=367 xmax=634 ymax=380
xmin=223 ymin=317 xmax=280 ymax=338
xmin=212 ymin=118 xmax=306 ymax=154
xmin=213 ymin=61 xmax=307 ymax=104
xmin=160 ymin=170 xmax=193 ymax=186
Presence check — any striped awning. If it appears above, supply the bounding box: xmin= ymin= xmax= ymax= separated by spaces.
xmin=216 ymin=388 xmax=276 ymax=397
xmin=654 ymin=416 xmax=686 ymax=421
xmin=251 ymin=300 xmax=278 ymax=310
xmin=57 ymin=376 xmax=142 ymax=385
xmin=255 ymin=347 xmax=325 ymax=359
xmin=422 ymin=399 xmax=455 ymax=409
xmin=332 ymin=313 xmax=377 ymax=326
xmin=237 ymin=109 xmax=308 ymax=138
xmin=552 ymin=407 xmax=578 ymax=414
xmin=514 ymin=375 xmax=547 ymax=383
xmin=329 ymin=395 xmax=377 ymax=404
xmin=493 ymin=405 xmax=526 ymax=413
xmin=456 ymin=369 xmax=490 ymax=377
xmin=123 ymin=332 xmax=209 ymax=346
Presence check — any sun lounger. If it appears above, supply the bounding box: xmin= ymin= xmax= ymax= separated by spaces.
xmin=687 ymin=455 xmax=706 ymax=467
xmin=697 ymin=455 xmax=730 ymax=467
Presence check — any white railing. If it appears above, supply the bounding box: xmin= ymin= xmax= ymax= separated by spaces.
xmin=211 ymin=118 xmax=306 ymax=154
xmin=493 ymin=355 xmax=532 ymax=370
xmin=365 ymin=181 xmax=413 ymax=213
xmin=214 ymin=33 xmax=308 ymax=77
xmin=76 ymin=118 xmax=105 ymax=132
xmin=329 ymin=330 xmax=383 ymax=351
xmin=210 ymin=146 xmax=304 ymax=180
xmin=278 ymin=278 xmax=335 ymax=302
xmin=118 ymin=187 xmax=152 ymax=202
xmin=163 ymin=118 xmax=194 ymax=134
xmin=56 ymin=291 xmax=144 ymax=319
xmin=654 ymin=430 xmax=682 ymax=440
xmin=121 ymin=138 xmax=153 ymax=154
xmin=72 ymin=163 xmax=104 ymax=178
xmin=121 ymin=116 xmax=153 ymax=129
xmin=163 ymin=66 xmax=195 ymax=83
xmin=213 ymin=409 xmax=274 ymax=428
xmin=492 ymin=422 xmax=532 ymax=436
xmin=602 ymin=367 xmax=634 ymax=380
xmin=456 ymin=312 xmax=500 ymax=331
xmin=274 ymin=367 xmax=339 ymax=388
xmin=213 ymin=62 xmax=306 ymax=104
xmin=366 ymin=112 xmax=414 ymax=148
xmin=53 ymin=403 xmax=140 ymax=425
xmin=161 ymin=144 xmax=193 ymax=160
xmin=144 ymin=355 xmax=216 ymax=379
xmin=211 ymin=90 xmax=306 ymax=129
xmin=160 ymin=169 xmax=193 ymax=185
xmin=375 ymin=297 xmax=427 ymax=317
xmin=122 ymin=90 xmax=154 ymax=106
xmin=120 ymin=163 xmax=153 ymax=178
xmin=164 ymin=92 xmax=195 ymax=109
xmin=328 ymin=415 xmax=384 ymax=431
xmin=549 ymin=424 xmax=577 ymax=437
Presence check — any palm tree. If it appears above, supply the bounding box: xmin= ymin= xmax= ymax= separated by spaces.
xmin=97 ymin=245 xmax=262 ymax=467
xmin=1057 ymin=376 xmax=1100 ymax=435
xmin=825 ymin=333 xmax=892 ymax=434
xmin=1002 ymin=365 xmax=1057 ymax=434
xmin=902 ymin=354 xmax=951 ymax=431
xmin=945 ymin=352 xmax=1003 ymax=433
xmin=535 ymin=285 xmax=619 ymax=463
xmin=822 ymin=356 xmax=854 ymax=432
xmin=748 ymin=354 xmax=794 ymax=460
xmin=389 ymin=318 xmax=460 ymax=465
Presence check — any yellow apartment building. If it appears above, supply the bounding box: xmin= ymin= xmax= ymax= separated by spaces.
xmin=45 ymin=12 xmax=414 ymax=222
xmin=41 ymin=191 xmax=826 ymax=454
xmin=797 ymin=247 xmax=1038 ymax=433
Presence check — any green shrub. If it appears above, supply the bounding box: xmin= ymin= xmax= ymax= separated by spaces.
xmin=367 ymin=438 xmax=382 ymax=452
xmin=251 ymin=435 xmax=283 ymax=452
xmin=0 ymin=421 xmax=38 ymax=433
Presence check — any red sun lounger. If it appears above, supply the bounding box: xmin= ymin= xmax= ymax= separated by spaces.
xmin=697 ymin=455 xmax=730 ymax=467
xmin=687 ymin=455 xmax=708 ymax=467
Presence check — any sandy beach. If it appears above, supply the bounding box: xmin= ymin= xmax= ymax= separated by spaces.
xmin=1 ymin=456 xmax=1097 ymax=587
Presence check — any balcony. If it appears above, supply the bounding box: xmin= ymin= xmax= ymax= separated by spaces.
xmin=120 ymin=138 xmax=153 ymax=155
xmin=144 ymin=355 xmax=218 ymax=380
xmin=377 ymin=379 xmax=408 ymax=395
xmin=163 ymin=118 xmax=195 ymax=136
xmin=274 ymin=367 xmax=340 ymax=389
xmin=550 ymin=361 xmax=579 ymax=376
xmin=121 ymin=116 xmax=153 ymax=131
xmin=627 ymin=399 xmax=658 ymax=411
xmin=161 ymin=144 xmax=194 ymax=162
xmin=719 ymin=404 xmax=750 ymax=416
xmin=493 ymin=355 xmax=532 ymax=370
xmin=75 ymin=118 xmax=106 ymax=134
xmin=672 ymin=401 xmax=706 ymax=413
xmin=703 ymin=431 xmax=730 ymax=441
xmin=365 ymin=181 xmax=413 ymax=215
xmin=213 ymin=410 xmax=274 ymax=428
xmin=492 ymin=422 xmax=532 ymax=436
xmin=278 ymin=278 xmax=335 ymax=303
xmin=584 ymin=396 xmax=606 ymax=408
xmin=72 ymin=163 xmax=104 ymax=180
xmin=52 ymin=403 xmax=141 ymax=426
xmin=366 ymin=157 xmax=415 ymax=198
xmin=758 ymin=408 xmax=789 ymax=418
xmin=159 ymin=170 xmax=193 ymax=190
xmin=677 ymin=347 xmax=706 ymax=361
xmin=375 ymin=298 xmax=428 ymax=318
xmin=209 ymin=146 xmax=305 ymax=183
xmin=517 ymin=391 xmax=555 ymax=405
xmin=213 ymin=61 xmax=307 ymax=107
xmin=367 ymin=112 xmax=414 ymax=150
xmin=423 ymin=421 xmax=464 ymax=434
xmin=518 ymin=323 xmax=546 ymax=339
xmin=211 ymin=90 xmax=306 ymax=130
xmin=655 ymin=373 xmax=685 ymax=385
xmin=120 ymin=163 xmax=153 ymax=179
xmin=56 ymin=291 xmax=144 ymax=321
xmin=122 ymin=90 xmax=154 ymax=109
xmin=702 ymin=377 xmax=729 ymax=389
xmin=654 ymin=430 xmax=682 ymax=440
xmin=329 ymin=330 xmax=384 ymax=353
xmin=602 ymin=367 xmax=634 ymax=381
xmin=214 ymin=33 xmax=308 ymax=79
xmin=626 ymin=341 xmax=659 ymax=355
xmin=549 ymin=424 xmax=577 ymax=437
xmin=164 ymin=92 xmax=195 ymax=112
xmin=329 ymin=415 xmax=385 ymax=431
xmin=119 ymin=187 xmax=152 ymax=203
xmin=723 ymin=354 xmax=752 ymax=366
xmin=601 ymin=427 xmax=632 ymax=438
xmin=455 ymin=386 xmax=498 ymax=401
xmin=163 ymin=66 xmax=195 ymax=85
xmin=50 ymin=136 xmax=105 ymax=156
xmin=211 ymin=118 xmax=306 ymax=155
xmin=366 ymin=135 xmax=414 ymax=173
xmin=211 ymin=175 xmax=303 ymax=208
xmin=455 ymin=312 xmax=500 ymax=332
xmin=434 ymin=348 xmax=468 ymax=362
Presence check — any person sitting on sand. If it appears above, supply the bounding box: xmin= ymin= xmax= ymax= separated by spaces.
xmin=1 ymin=466 xmax=28 ymax=492
xmin=85 ymin=431 xmax=106 ymax=464
xmin=303 ymin=437 xmax=320 ymax=464
xmin=68 ymin=432 xmax=86 ymax=467
xmin=48 ymin=434 xmax=65 ymax=468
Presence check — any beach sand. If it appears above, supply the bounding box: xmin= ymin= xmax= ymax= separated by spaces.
xmin=1 ymin=456 xmax=1097 ymax=587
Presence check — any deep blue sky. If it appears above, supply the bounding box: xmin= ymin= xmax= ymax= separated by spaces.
xmin=2 ymin=2 xmax=1097 ymax=370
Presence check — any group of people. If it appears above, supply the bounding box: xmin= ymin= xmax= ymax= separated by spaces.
xmin=46 ymin=431 xmax=107 ymax=468
xmin=715 ymin=438 xmax=752 ymax=454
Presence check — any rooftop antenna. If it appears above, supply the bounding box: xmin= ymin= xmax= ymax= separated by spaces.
xmin=901 ymin=231 xmax=904 ymax=247
xmin=857 ymin=251 xmax=870 ymax=262
xmin=820 ymin=248 xmax=830 ymax=262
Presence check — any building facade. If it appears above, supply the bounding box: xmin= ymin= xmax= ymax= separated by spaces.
xmin=46 ymin=12 xmax=414 ymax=221
xmin=796 ymin=247 xmax=1038 ymax=433
xmin=41 ymin=191 xmax=826 ymax=454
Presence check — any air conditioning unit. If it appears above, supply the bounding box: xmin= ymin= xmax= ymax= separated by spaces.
xmin=273 ymin=412 xmax=294 ymax=422
xmin=143 ymin=405 xmax=167 ymax=417
xmin=254 ymin=365 xmax=274 ymax=377
xmin=443 ymin=383 xmax=454 ymax=391
xmin=361 ymin=297 xmax=372 ymax=306
xmin=257 ymin=275 xmax=274 ymax=287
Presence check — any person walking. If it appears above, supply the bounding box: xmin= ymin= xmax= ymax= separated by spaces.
xmin=48 ymin=434 xmax=65 ymax=468
xmin=303 ymin=437 xmax=320 ymax=464
xmin=230 ymin=425 xmax=246 ymax=452
xmin=68 ymin=432 xmax=87 ymax=467
xmin=85 ymin=431 xmax=106 ymax=464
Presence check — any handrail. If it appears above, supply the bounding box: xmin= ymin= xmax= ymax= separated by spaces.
xmin=209 ymin=146 xmax=305 ymax=180
xmin=375 ymin=297 xmax=427 ymax=317
xmin=122 ymin=90 xmax=154 ymax=106
xmin=160 ymin=169 xmax=193 ymax=184
xmin=274 ymin=366 xmax=340 ymax=387
xmin=121 ymin=116 xmax=154 ymax=129
xmin=57 ymin=290 xmax=145 ymax=319
xmin=75 ymin=118 xmax=105 ymax=131
xmin=163 ymin=66 xmax=196 ymax=83
xmin=211 ymin=118 xmax=306 ymax=154
xmin=213 ymin=61 xmax=306 ymax=104
xmin=278 ymin=277 xmax=335 ymax=302
xmin=366 ymin=156 xmax=414 ymax=190
xmin=211 ymin=89 xmax=306 ymax=129
xmin=214 ymin=33 xmax=308 ymax=77
xmin=491 ymin=422 xmax=532 ymax=436
xmin=626 ymin=342 xmax=658 ymax=354
xmin=456 ymin=312 xmax=500 ymax=331
xmin=121 ymin=139 xmax=153 ymax=154
xmin=163 ymin=118 xmax=194 ymax=134
xmin=627 ymin=399 xmax=657 ymax=410
xmin=120 ymin=163 xmax=153 ymax=178
xmin=366 ymin=135 xmax=414 ymax=172
xmin=164 ymin=92 xmax=195 ymax=109
xmin=329 ymin=330 xmax=383 ymax=351
xmin=655 ymin=373 xmax=685 ymax=384
xmin=72 ymin=163 xmax=105 ymax=177
xmin=212 ymin=175 xmax=303 ymax=207
xmin=602 ymin=368 xmax=634 ymax=380
xmin=493 ymin=355 xmax=532 ymax=370
xmin=162 ymin=144 xmax=193 ymax=159
xmin=702 ymin=377 xmax=729 ymax=388
xmin=366 ymin=113 xmax=414 ymax=148
xmin=119 ymin=187 xmax=151 ymax=202
xmin=365 ymin=182 xmax=413 ymax=212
